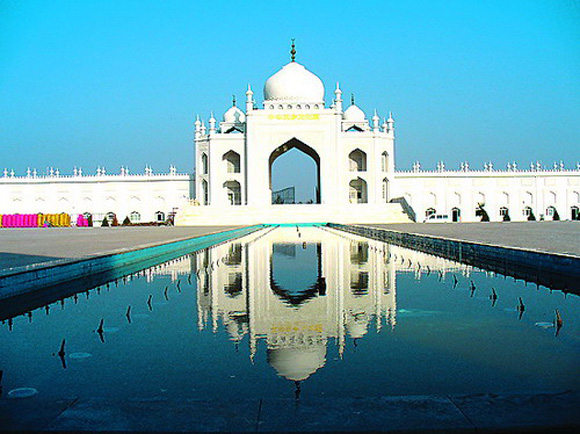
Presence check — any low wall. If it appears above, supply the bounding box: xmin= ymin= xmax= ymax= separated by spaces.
xmin=176 ymin=203 xmax=412 ymax=225
xmin=329 ymin=223 xmax=580 ymax=293
xmin=0 ymin=225 xmax=265 ymax=302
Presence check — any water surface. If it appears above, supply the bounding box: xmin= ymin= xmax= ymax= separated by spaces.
xmin=1 ymin=226 xmax=578 ymax=401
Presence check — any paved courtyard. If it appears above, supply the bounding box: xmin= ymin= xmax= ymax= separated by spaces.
xmin=364 ymin=221 xmax=580 ymax=257
xmin=1 ymin=222 xmax=578 ymax=274
xmin=0 ymin=226 xmax=241 ymax=271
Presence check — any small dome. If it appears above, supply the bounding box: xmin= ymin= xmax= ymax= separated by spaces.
xmin=223 ymin=106 xmax=245 ymax=123
xmin=267 ymin=345 xmax=326 ymax=382
xmin=264 ymin=62 xmax=325 ymax=103
xmin=343 ymin=104 xmax=366 ymax=122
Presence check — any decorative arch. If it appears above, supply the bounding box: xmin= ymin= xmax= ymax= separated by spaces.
xmin=223 ymin=150 xmax=241 ymax=173
xmin=349 ymin=149 xmax=367 ymax=172
xmin=349 ymin=177 xmax=368 ymax=203
xmin=381 ymin=152 xmax=389 ymax=172
xmin=201 ymin=153 xmax=209 ymax=175
xmin=382 ymin=178 xmax=389 ymax=202
xmin=501 ymin=192 xmax=509 ymax=205
xmin=428 ymin=192 xmax=437 ymax=206
xmin=201 ymin=179 xmax=209 ymax=205
xmin=224 ymin=180 xmax=241 ymax=205
xmin=451 ymin=207 xmax=461 ymax=222
xmin=268 ymin=138 xmax=321 ymax=204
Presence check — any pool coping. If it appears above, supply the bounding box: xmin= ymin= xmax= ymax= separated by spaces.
xmin=329 ymin=223 xmax=580 ymax=293
xmin=0 ymin=225 xmax=266 ymax=301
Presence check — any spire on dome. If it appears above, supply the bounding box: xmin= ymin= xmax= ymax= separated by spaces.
xmin=232 ymin=95 xmax=236 ymax=107
xmin=351 ymin=94 xmax=355 ymax=105
xmin=290 ymin=38 xmax=296 ymax=62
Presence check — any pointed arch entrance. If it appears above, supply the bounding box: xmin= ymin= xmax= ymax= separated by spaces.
xmin=269 ymin=138 xmax=321 ymax=204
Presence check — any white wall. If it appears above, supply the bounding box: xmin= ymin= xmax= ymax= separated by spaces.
xmin=394 ymin=169 xmax=580 ymax=222
xmin=0 ymin=172 xmax=193 ymax=224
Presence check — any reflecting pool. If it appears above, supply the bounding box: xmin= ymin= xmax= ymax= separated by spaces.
xmin=0 ymin=226 xmax=578 ymax=401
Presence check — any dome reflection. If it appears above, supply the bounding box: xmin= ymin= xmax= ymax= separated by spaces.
xmin=193 ymin=226 xmax=470 ymax=384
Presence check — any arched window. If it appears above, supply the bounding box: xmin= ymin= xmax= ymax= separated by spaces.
xmin=106 ymin=212 xmax=116 ymax=224
xmin=571 ymin=206 xmax=580 ymax=220
xmin=523 ymin=206 xmax=535 ymax=221
xmin=223 ymin=150 xmax=241 ymax=173
xmin=349 ymin=149 xmax=367 ymax=172
xmin=381 ymin=152 xmax=389 ymax=172
xmin=155 ymin=211 xmax=165 ymax=222
xmin=382 ymin=178 xmax=389 ymax=202
xmin=130 ymin=211 xmax=141 ymax=222
xmin=201 ymin=153 xmax=209 ymax=175
xmin=500 ymin=207 xmax=510 ymax=221
xmin=546 ymin=206 xmax=560 ymax=220
xmin=224 ymin=180 xmax=241 ymax=205
xmin=202 ymin=179 xmax=209 ymax=205
xmin=451 ymin=207 xmax=461 ymax=222
xmin=425 ymin=208 xmax=436 ymax=218
xmin=349 ymin=178 xmax=368 ymax=203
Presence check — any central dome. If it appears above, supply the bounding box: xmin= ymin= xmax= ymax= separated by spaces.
xmin=263 ymin=62 xmax=325 ymax=103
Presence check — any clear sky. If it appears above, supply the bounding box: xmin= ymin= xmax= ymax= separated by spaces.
xmin=1 ymin=0 xmax=579 ymax=181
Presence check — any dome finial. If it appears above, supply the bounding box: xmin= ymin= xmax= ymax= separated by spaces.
xmin=351 ymin=93 xmax=355 ymax=105
xmin=232 ymin=95 xmax=236 ymax=107
xmin=290 ymin=38 xmax=296 ymax=62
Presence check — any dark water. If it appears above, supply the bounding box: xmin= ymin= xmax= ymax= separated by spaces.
xmin=1 ymin=226 xmax=578 ymax=401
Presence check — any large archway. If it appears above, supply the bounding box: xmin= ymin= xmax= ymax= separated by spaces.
xmin=269 ymin=138 xmax=321 ymax=204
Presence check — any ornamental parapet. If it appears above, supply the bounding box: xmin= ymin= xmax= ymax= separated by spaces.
xmin=1 ymin=165 xmax=190 ymax=182
xmin=397 ymin=160 xmax=580 ymax=174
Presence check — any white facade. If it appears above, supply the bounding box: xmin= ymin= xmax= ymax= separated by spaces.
xmin=0 ymin=167 xmax=192 ymax=224
xmin=179 ymin=57 xmax=406 ymax=224
xmin=1 ymin=47 xmax=578 ymax=225
xmin=395 ymin=166 xmax=580 ymax=222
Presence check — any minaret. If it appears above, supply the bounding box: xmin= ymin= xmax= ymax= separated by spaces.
xmin=334 ymin=83 xmax=342 ymax=113
xmin=194 ymin=115 xmax=201 ymax=139
xmin=372 ymin=110 xmax=380 ymax=132
xmin=386 ymin=111 xmax=394 ymax=135
xmin=208 ymin=112 xmax=216 ymax=135
xmin=246 ymin=84 xmax=254 ymax=112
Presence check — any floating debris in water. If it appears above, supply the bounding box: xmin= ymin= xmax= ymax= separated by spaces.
xmin=397 ymin=309 xmax=442 ymax=317
xmin=69 ymin=352 xmax=93 ymax=360
xmin=534 ymin=322 xmax=554 ymax=329
xmin=8 ymin=388 xmax=38 ymax=398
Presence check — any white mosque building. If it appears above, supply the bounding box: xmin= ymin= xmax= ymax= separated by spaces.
xmin=1 ymin=44 xmax=579 ymax=225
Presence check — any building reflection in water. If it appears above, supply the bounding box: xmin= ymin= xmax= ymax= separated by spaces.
xmin=192 ymin=226 xmax=472 ymax=384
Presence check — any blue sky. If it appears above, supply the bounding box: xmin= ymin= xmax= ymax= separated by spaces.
xmin=1 ymin=0 xmax=579 ymax=183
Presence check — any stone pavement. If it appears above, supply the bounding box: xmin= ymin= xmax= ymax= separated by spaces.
xmin=0 ymin=226 xmax=241 ymax=272
xmin=0 ymin=391 xmax=577 ymax=432
xmin=364 ymin=221 xmax=580 ymax=257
